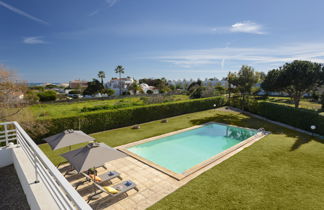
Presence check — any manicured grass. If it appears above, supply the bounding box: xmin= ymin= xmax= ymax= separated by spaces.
xmin=28 ymin=95 xmax=189 ymax=119
xmin=40 ymin=108 xmax=225 ymax=165
xmin=149 ymin=111 xmax=324 ymax=209
xmin=265 ymin=96 xmax=322 ymax=111
xmin=39 ymin=108 xmax=324 ymax=209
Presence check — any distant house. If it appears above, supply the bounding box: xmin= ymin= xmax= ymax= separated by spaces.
xmin=168 ymin=79 xmax=192 ymax=89
xmin=69 ymin=80 xmax=88 ymax=89
xmin=59 ymin=83 xmax=69 ymax=88
xmin=105 ymin=77 xmax=134 ymax=96
xmin=139 ymin=83 xmax=159 ymax=94
xmin=12 ymin=91 xmax=24 ymax=100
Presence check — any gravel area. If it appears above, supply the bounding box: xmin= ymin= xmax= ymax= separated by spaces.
xmin=0 ymin=165 xmax=30 ymax=210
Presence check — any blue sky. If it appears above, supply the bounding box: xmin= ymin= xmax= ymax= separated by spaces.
xmin=1 ymin=0 xmax=324 ymax=82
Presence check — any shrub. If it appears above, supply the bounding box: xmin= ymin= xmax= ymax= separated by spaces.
xmin=68 ymin=90 xmax=81 ymax=94
xmin=230 ymin=98 xmax=324 ymax=135
xmin=146 ymin=90 xmax=153 ymax=94
xmin=122 ymin=91 xmax=130 ymax=95
xmin=81 ymin=102 xmax=142 ymax=112
xmin=201 ymin=87 xmax=217 ymax=98
xmin=25 ymin=91 xmax=39 ymax=103
xmin=102 ymin=88 xmax=115 ymax=96
xmin=190 ymin=86 xmax=206 ymax=99
xmin=320 ymin=93 xmax=324 ymax=111
xmin=37 ymin=91 xmax=57 ymax=102
xmin=35 ymin=96 xmax=226 ymax=141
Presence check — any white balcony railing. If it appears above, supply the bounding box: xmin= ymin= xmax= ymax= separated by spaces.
xmin=0 ymin=122 xmax=92 ymax=210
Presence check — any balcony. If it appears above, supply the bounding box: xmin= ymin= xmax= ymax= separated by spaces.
xmin=0 ymin=122 xmax=92 ymax=210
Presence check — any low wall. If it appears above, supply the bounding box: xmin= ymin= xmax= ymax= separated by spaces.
xmin=11 ymin=146 xmax=59 ymax=210
xmin=0 ymin=146 xmax=13 ymax=168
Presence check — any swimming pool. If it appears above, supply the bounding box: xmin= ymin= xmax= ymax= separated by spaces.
xmin=120 ymin=123 xmax=262 ymax=179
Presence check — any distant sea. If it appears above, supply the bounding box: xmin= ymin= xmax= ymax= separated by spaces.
xmin=28 ymin=82 xmax=61 ymax=87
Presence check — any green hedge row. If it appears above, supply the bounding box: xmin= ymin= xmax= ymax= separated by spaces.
xmin=231 ymin=98 xmax=324 ymax=136
xmin=35 ymin=96 xmax=226 ymax=142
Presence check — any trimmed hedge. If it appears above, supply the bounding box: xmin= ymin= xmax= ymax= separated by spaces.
xmin=35 ymin=96 xmax=226 ymax=142
xmin=231 ymin=98 xmax=324 ymax=136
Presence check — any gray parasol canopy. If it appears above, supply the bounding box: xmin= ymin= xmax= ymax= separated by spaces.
xmin=44 ymin=129 xmax=95 ymax=150
xmin=60 ymin=142 xmax=127 ymax=173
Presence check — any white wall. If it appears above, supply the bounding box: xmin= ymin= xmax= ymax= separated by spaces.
xmin=0 ymin=147 xmax=13 ymax=168
xmin=12 ymin=147 xmax=59 ymax=210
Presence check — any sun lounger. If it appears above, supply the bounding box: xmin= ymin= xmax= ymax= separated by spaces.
xmin=87 ymin=180 xmax=138 ymax=203
xmin=63 ymin=164 xmax=107 ymax=176
xmin=75 ymin=171 xmax=122 ymax=189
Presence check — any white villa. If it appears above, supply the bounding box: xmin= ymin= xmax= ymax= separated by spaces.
xmin=105 ymin=77 xmax=134 ymax=96
xmin=139 ymin=83 xmax=159 ymax=94
xmin=106 ymin=77 xmax=160 ymax=95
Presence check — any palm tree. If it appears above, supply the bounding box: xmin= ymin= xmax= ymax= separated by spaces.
xmin=114 ymin=65 xmax=125 ymax=95
xmin=97 ymin=71 xmax=106 ymax=85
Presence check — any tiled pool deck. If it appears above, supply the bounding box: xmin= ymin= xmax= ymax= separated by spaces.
xmin=60 ymin=129 xmax=266 ymax=210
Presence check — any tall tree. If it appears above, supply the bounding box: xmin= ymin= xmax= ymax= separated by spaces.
xmin=260 ymin=69 xmax=281 ymax=93
xmin=97 ymin=71 xmax=106 ymax=85
xmin=233 ymin=65 xmax=259 ymax=106
xmin=114 ymin=65 xmax=125 ymax=95
xmin=83 ymin=79 xmax=104 ymax=96
xmin=0 ymin=66 xmax=27 ymax=120
xmin=0 ymin=65 xmax=49 ymax=138
xmin=226 ymin=72 xmax=237 ymax=105
xmin=262 ymin=60 xmax=324 ymax=108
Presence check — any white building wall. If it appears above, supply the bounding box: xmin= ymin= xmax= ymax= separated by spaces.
xmin=0 ymin=147 xmax=13 ymax=168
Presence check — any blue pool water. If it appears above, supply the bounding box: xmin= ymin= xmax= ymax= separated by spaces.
xmin=128 ymin=123 xmax=257 ymax=174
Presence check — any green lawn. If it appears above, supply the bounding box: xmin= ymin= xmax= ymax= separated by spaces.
xmin=265 ymin=96 xmax=322 ymax=112
xmin=39 ymin=109 xmax=324 ymax=209
xmin=28 ymin=95 xmax=189 ymax=119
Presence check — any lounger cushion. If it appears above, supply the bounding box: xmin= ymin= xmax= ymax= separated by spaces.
xmin=103 ymin=186 xmax=119 ymax=194
xmin=89 ymin=174 xmax=102 ymax=182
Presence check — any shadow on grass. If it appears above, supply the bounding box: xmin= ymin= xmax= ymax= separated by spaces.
xmin=268 ymin=98 xmax=292 ymax=104
xmin=190 ymin=111 xmax=324 ymax=151
xmin=290 ymin=138 xmax=312 ymax=151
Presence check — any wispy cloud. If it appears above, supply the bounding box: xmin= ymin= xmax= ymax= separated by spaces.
xmin=89 ymin=0 xmax=120 ymax=16
xmin=212 ymin=21 xmax=265 ymax=35
xmin=0 ymin=0 xmax=48 ymax=25
xmin=88 ymin=10 xmax=100 ymax=16
xmin=154 ymin=42 xmax=324 ymax=69
xmin=111 ymin=21 xmax=265 ymax=36
xmin=105 ymin=0 xmax=119 ymax=7
xmin=23 ymin=36 xmax=46 ymax=44
xmin=230 ymin=21 xmax=264 ymax=34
